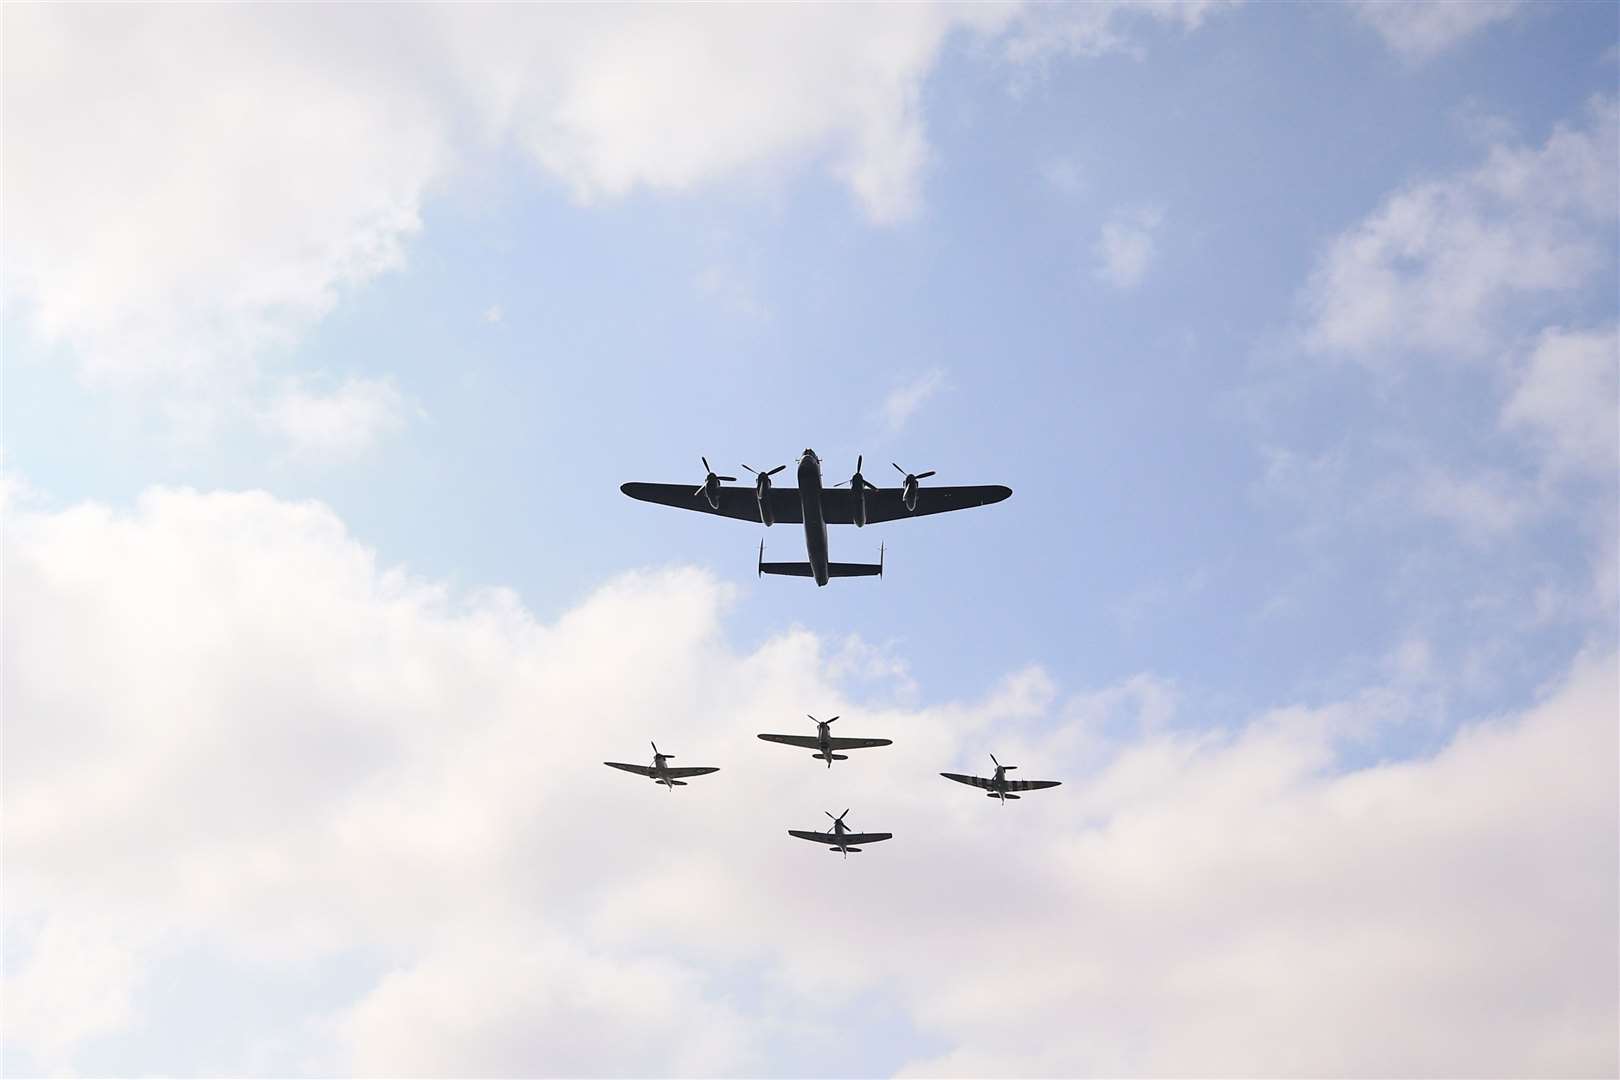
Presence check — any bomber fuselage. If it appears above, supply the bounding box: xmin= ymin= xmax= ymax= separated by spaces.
xmin=797 ymin=450 xmax=830 ymax=586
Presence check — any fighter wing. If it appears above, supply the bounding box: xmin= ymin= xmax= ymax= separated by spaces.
xmin=825 ymin=737 xmax=893 ymax=750
xmin=819 ymin=485 xmax=1012 ymax=525
xmin=620 ymin=483 xmax=803 ymax=524
xmin=605 ymin=761 xmax=656 ymax=777
xmin=757 ymin=734 xmax=822 ymax=750
xmin=663 ymin=766 xmax=719 ymax=779
xmin=1005 ymin=779 xmax=1061 ymax=792
xmin=941 ymin=772 xmax=993 ymax=789
xmin=838 ymin=832 xmax=892 ymax=845
xmin=788 ymin=829 xmax=837 ymax=844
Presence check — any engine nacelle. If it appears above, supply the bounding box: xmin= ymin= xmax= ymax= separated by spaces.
xmin=754 ymin=474 xmax=775 ymax=526
xmin=701 ymin=477 xmax=722 ymax=510
xmin=849 ymin=473 xmax=870 ymax=526
xmin=902 ymin=476 xmax=919 ymax=512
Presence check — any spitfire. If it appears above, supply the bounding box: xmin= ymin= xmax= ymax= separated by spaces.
xmin=941 ymin=754 xmax=1062 ymax=805
xmin=603 ymin=742 xmax=721 ymax=791
xmin=757 ymin=714 xmax=892 ymax=769
xmin=788 ymin=809 xmax=892 ymax=859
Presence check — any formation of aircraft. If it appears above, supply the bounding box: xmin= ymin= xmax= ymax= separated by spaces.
xmin=621 ymin=450 xmax=1012 ymax=586
xmin=757 ymin=714 xmax=892 ymax=768
xmin=603 ymin=742 xmax=720 ymax=790
xmin=614 ymin=450 xmax=1058 ymax=851
xmin=942 ymin=753 xmax=1062 ymax=805
xmin=789 ymin=809 xmax=892 ymax=858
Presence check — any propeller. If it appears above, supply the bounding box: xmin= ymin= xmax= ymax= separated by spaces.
xmin=892 ymin=462 xmax=937 ymax=483
xmin=808 ymin=714 xmax=840 ymax=728
xmin=990 ymin=752 xmax=1015 ymax=772
xmin=825 ymin=808 xmax=851 ymax=826
xmin=833 ymin=455 xmax=880 ymax=491
xmin=653 ymin=741 xmax=673 ymax=760
xmin=693 ymin=456 xmax=736 ymax=497
xmin=741 ymin=463 xmax=787 ymax=479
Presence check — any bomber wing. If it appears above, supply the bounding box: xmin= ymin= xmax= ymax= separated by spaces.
xmin=825 ymin=736 xmax=893 ymax=751
xmin=605 ymin=762 xmax=656 ymax=777
xmin=788 ymin=829 xmax=837 ymax=844
xmin=820 ymin=485 xmax=1011 ymax=525
xmin=941 ymin=772 xmax=993 ymax=789
xmin=620 ymin=483 xmax=803 ymax=524
xmin=757 ymin=733 xmax=822 ymax=750
xmin=663 ymin=766 xmax=720 ymax=779
xmin=1006 ymin=779 xmax=1061 ymax=791
xmin=835 ymin=832 xmax=892 ymax=845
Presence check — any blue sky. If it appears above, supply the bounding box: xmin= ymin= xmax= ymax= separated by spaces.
xmin=4 ymin=3 xmax=1617 ymax=1076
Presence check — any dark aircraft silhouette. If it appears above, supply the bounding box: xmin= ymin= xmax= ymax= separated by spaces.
xmin=757 ymin=714 xmax=892 ymax=768
xmin=788 ymin=809 xmax=892 ymax=858
xmin=604 ymin=742 xmax=719 ymax=791
xmin=941 ymin=754 xmax=1061 ymax=805
xmin=621 ymin=451 xmax=1012 ymax=586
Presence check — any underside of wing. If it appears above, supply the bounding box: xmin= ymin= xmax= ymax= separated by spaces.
xmin=823 ymin=485 xmax=1011 ymax=525
xmin=758 ymin=734 xmax=821 ymax=749
xmin=604 ymin=761 xmax=655 ymax=777
xmin=941 ymin=772 xmax=992 ymax=789
xmin=1006 ymin=779 xmax=1061 ymax=791
xmin=664 ymin=766 xmax=719 ymax=779
xmin=620 ymin=483 xmax=803 ymax=524
xmin=839 ymin=832 xmax=892 ymax=845
xmin=788 ymin=829 xmax=835 ymax=844
xmin=826 ymin=736 xmax=893 ymax=750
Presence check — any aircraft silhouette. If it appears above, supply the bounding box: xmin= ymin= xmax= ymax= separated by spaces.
xmin=757 ymin=714 xmax=892 ymax=768
xmin=604 ymin=742 xmax=719 ymax=791
xmin=788 ymin=809 xmax=892 ymax=858
xmin=621 ymin=450 xmax=1011 ymax=586
xmin=941 ymin=754 xmax=1061 ymax=805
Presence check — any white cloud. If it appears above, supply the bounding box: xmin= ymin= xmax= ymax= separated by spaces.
xmin=1040 ymin=154 xmax=1086 ymax=195
xmin=693 ymin=263 xmax=769 ymax=322
xmin=5 ymin=486 xmax=1616 ymax=1075
xmin=481 ymin=303 xmax=503 ymax=324
xmin=2 ymin=6 xmax=443 ymax=386
xmin=1501 ymin=325 xmax=1620 ymax=478
xmin=2 ymin=5 xmax=1025 ymax=393
xmin=1352 ymin=0 xmax=1522 ymax=61
xmin=1408 ymin=464 xmax=1535 ymax=538
xmin=1005 ymin=1 xmax=1238 ymax=65
xmin=1302 ymin=98 xmax=1618 ymax=361
xmin=1094 ymin=206 xmax=1165 ymax=289
xmin=880 ymin=369 xmax=949 ymax=432
xmin=4 ymin=3 xmax=1244 ymax=411
xmin=258 ymin=375 xmax=411 ymax=461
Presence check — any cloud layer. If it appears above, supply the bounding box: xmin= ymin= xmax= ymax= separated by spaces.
xmin=6 ymin=486 xmax=1615 ymax=1075
xmin=1301 ymin=97 xmax=1617 ymax=362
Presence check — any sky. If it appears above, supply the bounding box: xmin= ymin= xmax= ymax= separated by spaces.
xmin=2 ymin=2 xmax=1617 ymax=1076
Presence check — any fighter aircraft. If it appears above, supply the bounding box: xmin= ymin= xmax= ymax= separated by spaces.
xmin=941 ymin=754 xmax=1061 ymax=805
xmin=620 ymin=451 xmax=1012 ymax=586
xmin=788 ymin=809 xmax=892 ymax=858
xmin=603 ymin=742 xmax=719 ymax=791
xmin=757 ymin=714 xmax=892 ymax=768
